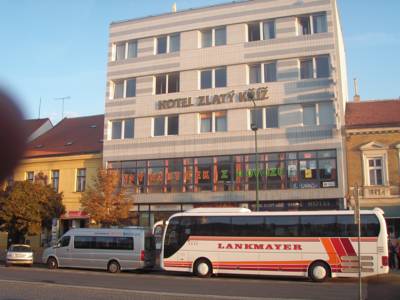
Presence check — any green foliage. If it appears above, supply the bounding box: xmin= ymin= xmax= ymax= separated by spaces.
xmin=0 ymin=174 xmax=65 ymax=243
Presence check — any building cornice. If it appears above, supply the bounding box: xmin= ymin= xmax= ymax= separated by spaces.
xmin=346 ymin=127 xmax=400 ymax=136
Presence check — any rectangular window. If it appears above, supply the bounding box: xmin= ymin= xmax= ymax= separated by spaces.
xmin=300 ymin=59 xmax=313 ymax=79
xmin=169 ymin=33 xmax=180 ymax=52
xmin=368 ymin=158 xmax=383 ymax=185
xmin=298 ymin=16 xmax=311 ymax=35
xmin=316 ymin=55 xmax=330 ymax=78
xmin=154 ymin=117 xmax=165 ymax=136
xmin=263 ymin=20 xmax=276 ymax=40
xmin=156 ymin=34 xmax=180 ymax=54
xmin=51 ymin=170 xmax=60 ymax=192
xmin=168 ymin=72 xmax=180 ymax=93
xmin=312 ymin=13 xmax=327 ymax=34
xmin=154 ymin=115 xmax=179 ymax=136
xmin=215 ymin=67 xmax=227 ymax=88
xmin=167 ymin=115 xmax=179 ymax=135
xmin=124 ymin=119 xmax=134 ymax=139
xmin=115 ymin=43 xmax=126 ymax=61
xmin=215 ymin=27 xmax=226 ymax=46
xmin=215 ymin=111 xmax=227 ymax=132
xmin=248 ymin=23 xmax=260 ymax=41
xmin=200 ymin=112 xmax=212 ymax=133
xmin=200 ymin=67 xmax=226 ymax=89
xmin=298 ymin=14 xmax=327 ymax=35
xmin=249 ymin=64 xmax=262 ymax=84
xmin=111 ymin=121 xmax=122 ymax=139
xmin=266 ymin=106 xmax=279 ymax=128
xmin=113 ymin=81 xmax=124 ymax=99
xmin=126 ymin=79 xmax=136 ymax=97
xmin=127 ymin=41 xmax=138 ymax=58
xmin=112 ymin=78 xmax=136 ymax=99
xmin=201 ymin=29 xmax=212 ymax=48
xmin=303 ymin=105 xmax=316 ymax=126
xmin=156 ymin=75 xmax=167 ymax=94
xmin=251 ymin=108 xmax=263 ymax=129
xmin=157 ymin=36 xmax=167 ymax=54
xmin=26 ymin=171 xmax=34 ymax=182
xmin=156 ymin=73 xmax=179 ymax=94
xmin=110 ymin=119 xmax=134 ymax=140
xmin=76 ymin=168 xmax=86 ymax=192
xmin=264 ymin=62 xmax=277 ymax=82
xmin=200 ymin=70 xmax=212 ymax=89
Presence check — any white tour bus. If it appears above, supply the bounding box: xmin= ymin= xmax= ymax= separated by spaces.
xmin=43 ymin=227 xmax=155 ymax=273
xmin=161 ymin=207 xmax=389 ymax=281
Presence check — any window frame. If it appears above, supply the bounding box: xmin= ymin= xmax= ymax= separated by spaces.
xmin=153 ymin=115 xmax=179 ymax=136
xmin=76 ymin=168 xmax=86 ymax=192
xmin=302 ymin=104 xmax=318 ymax=126
xmin=112 ymin=40 xmax=138 ymax=61
xmin=155 ymin=72 xmax=180 ymax=95
xmin=200 ymin=26 xmax=227 ymax=48
xmin=297 ymin=13 xmax=327 ymax=36
xmin=111 ymin=78 xmax=136 ymax=99
xmin=51 ymin=170 xmax=60 ymax=192
xmin=247 ymin=19 xmax=276 ymax=42
xmin=155 ymin=33 xmax=180 ymax=54
xmin=199 ymin=67 xmax=227 ymax=89
xmin=248 ymin=62 xmax=277 ymax=84
xmin=199 ymin=111 xmax=227 ymax=133
xmin=299 ymin=56 xmax=330 ymax=80
xmin=109 ymin=119 xmax=135 ymax=140
xmin=26 ymin=171 xmax=34 ymax=182
xmin=249 ymin=106 xmax=279 ymax=129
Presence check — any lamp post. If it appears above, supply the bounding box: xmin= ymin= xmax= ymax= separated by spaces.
xmin=248 ymin=91 xmax=260 ymax=211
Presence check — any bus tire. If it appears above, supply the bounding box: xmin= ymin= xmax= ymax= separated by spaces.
xmin=47 ymin=257 xmax=58 ymax=270
xmin=193 ymin=258 xmax=212 ymax=278
xmin=308 ymin=261 xmax=330 ymax=282
xmin=107 ymin=260 xmax=121 ymax=273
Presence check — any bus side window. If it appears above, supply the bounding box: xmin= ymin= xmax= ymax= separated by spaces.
xmin=337 ymin=215 xmax=357 ymax=237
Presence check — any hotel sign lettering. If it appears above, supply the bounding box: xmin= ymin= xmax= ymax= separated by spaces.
xmin=157 ymin=86 xmax=269 ymax=110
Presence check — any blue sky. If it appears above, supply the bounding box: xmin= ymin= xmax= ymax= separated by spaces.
xmin=0 ymin=0 xmax=399 ymax=123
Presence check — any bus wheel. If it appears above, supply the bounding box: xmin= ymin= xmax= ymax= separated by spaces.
xmin=47 ymin=257 xmax=58 ymax=270
xmin=309 ymin=261 xmax=329 ymax=282
xmin=108 ymin=260 xmax=121 ymax=273
xmin=194 ymin=258 xmax=212 ymax=278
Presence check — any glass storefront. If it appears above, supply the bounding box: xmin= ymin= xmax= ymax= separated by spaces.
xmin=109 ymin=149 xmax=337 ymax=194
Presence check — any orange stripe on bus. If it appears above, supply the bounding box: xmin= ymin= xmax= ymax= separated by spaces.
xmin=321 ymin=238 xmax=340 ymax=265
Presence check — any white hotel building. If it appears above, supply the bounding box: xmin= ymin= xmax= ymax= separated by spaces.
xmin=104 ymin=0 xmax=348 ymax=225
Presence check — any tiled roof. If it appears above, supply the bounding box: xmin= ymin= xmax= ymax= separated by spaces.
xmin=23 ymin=118 xmax=51 ymax=137
xmin=25 ymin=115 xmax=104 ymax=158
xmin=346 ymin=99 xmax=400 ymax=129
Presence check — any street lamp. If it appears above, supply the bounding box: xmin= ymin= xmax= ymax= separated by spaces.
xmin=248 ymin=91 xmax=260 ymax=211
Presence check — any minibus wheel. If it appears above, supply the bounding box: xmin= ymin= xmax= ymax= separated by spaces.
xmin=308 ymin=261 xmax=330 ymax=282
xmin=47 ymin=257 xmax=58 ymax=269
xmin=194 ymin=258 xmax=212 ymax=278
xmin=107 ymin=260 xmax=121 ymax=273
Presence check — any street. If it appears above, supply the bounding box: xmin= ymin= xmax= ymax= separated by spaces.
xmin=0 ymin=264 xmax=399 ymax=300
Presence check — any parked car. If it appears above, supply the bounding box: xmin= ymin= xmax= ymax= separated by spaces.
xmin=42 ymin=227 xmax=156 ymax=273
xmin=6 ymin=244 xmax=33 ymax=267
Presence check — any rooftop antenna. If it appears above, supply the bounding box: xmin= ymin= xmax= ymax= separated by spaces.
xmin=172 ymin=2 xmax=177 ymax=12
xmin=54 ymin=96 xmax=71 ymax=119
xmin=353 ymin=78 xmax=360 ymax=103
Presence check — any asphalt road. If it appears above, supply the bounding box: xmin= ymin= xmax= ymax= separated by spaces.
xmin=0 ymin=264 xmax=399 ymax=300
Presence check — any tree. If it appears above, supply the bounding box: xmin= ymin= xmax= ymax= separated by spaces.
xmin=80 ymin=169 xmax=132 ymax=227
xmin=0 ymin=175 xmax=65 ymax=244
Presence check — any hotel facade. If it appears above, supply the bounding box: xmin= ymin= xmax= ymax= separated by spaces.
xmin=104 ymin=0 xmax=349 ymax=226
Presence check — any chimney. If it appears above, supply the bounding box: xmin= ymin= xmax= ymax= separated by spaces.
xmin=172 ymin=3 xmax=177 ymax=13
xmin=353 ymin=78 xmax=360 ymax=102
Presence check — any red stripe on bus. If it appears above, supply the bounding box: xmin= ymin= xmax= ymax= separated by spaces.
xmin=331 ymin=238 xmax=347 ymax=257
xmin=340 ymin=238 xmax=357 ymax=256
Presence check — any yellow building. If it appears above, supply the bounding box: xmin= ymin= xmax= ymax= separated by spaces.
xmin=346 ymin=99 xmax=400 ymax=238
xmin=12 ymin=115 xmax=104 ymax=235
